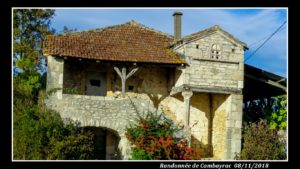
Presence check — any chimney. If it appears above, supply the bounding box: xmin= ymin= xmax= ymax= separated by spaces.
xmin=173 ymin=11 xmax=183 ymax=40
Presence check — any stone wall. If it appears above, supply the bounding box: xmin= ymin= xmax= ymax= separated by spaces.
xmin=63 ymin=60 xmax=112 ymax=95
xmin=169 ymin=31 xmax=244 ymax=159
xmin=187 ymin=60 xmax=242 ymax=88
xmin=159 ymin=93 xmax=233 ymax=159
xmin=224 ymin=94 xmax=243 ymax=159
xmin=45 ymin=93 xmax=159 ymax=159
xmin=109 ymin=65 xmax=171 ymax=103
xmin=211 ymin=94 xmax=230 ymax=159
xmin=63 ymin=60 xmax=83 ymax=94
xmin=46 ymin=54 xmax=243 ymax=160
xmin=62 ymin=60 xmax=172 ymax=101
xmin=173 ymin=31 xmax=244 ymax=90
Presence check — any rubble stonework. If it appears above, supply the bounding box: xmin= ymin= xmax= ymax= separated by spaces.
xmin=45 ymin=23 xmax=245 ymax=160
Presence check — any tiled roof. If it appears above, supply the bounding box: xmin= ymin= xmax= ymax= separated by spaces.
xmin=43 ymin=20 xmax=186 ymax=65
xmin=171 ymin=25 xmax=248 ymax=49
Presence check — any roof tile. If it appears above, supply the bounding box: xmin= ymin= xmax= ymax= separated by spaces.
xmin=43 ymin=21 xmax=186 ymax=64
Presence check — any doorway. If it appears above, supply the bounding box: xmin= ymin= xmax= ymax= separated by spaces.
xmin=83 ymin=127 xmax=121 ymax=160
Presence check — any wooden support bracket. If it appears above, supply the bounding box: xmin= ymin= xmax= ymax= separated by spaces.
xmin=114 ymin=66 xmax=139 ymax=97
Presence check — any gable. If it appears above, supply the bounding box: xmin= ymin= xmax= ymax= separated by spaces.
xmin=173 ymin=31 xmax=244 ymax=62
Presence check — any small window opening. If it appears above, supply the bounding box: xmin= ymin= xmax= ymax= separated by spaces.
xmin=211 ymin=44 xmax=221 ymax=59
xmin=196 ymin=44 xmax=199 ymax=49
xmin=90 ymin=80 xmax=101 ymax=87
xmin=128 ymin=85 xmax=134 ymax=91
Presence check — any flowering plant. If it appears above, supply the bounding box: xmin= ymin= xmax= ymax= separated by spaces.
xmin=125 ymin=112 xmax=200 ymax=160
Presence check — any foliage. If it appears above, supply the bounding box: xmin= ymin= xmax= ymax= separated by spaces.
xmin=13 ymin=9 xmax=96 ymax=160
xmin=13 ymin=82 xmax=95 ymax=160
xmin=243 ymin=95 xmax=287 ymax=130
xmin=13 ymin=9 xmax=55 ymax=76
xmin=61 ymin=26 xmax=78 ymax=34
xmin=125 ymin=112 xmax=200 ymax=160
xmin=266 ymin=96 xmax=287 ymax=130
xmin=63 ymin=87 xmax=80 ymax=94
xmin=13 ymin=9 xmax=56 ymax=102
xmin=239 ymin=119 xmax=286 ymax=160
xmin=47 ymin=121 xmax=95 ymax=160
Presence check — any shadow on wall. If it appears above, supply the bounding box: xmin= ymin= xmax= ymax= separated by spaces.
xmin=83 ymin=126 xmax=122 ymax=160
xmin=146 ymin=93 xmax=168 ymax=108
xmin=171 ymin=93 xmax=229 ymax=159
xmin=191 ymin=135 xmax=213 ymax=158
xmin=173 ymin=93 xmax=213 ymax=158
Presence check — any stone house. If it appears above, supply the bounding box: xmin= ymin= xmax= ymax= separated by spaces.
xmin=43 ymin=12 xmax=262 ymax=160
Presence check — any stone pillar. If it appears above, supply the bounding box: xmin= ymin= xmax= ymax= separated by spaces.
xmin=182 ymin=90 xmax=193 ymax=146
xmin=46 ymin=55 xmax=64 ymax=99
xmin=224 ymin=94 xmax=243 ymax=159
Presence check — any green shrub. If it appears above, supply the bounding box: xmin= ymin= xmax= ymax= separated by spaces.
xmin=63 ymin=87 xmax=80 ymax=94
xmin=266 ymin=96 xmax=287 ymax=130
xmin=13 ymin=81 xmax=95 ymax=160
xmin=243 ymin=95 xmax=287 ymax=130
xmin=125 ymin=111 xmax=200 ymax=160
xmin=239 ymin=119 xmax=286 ymax=160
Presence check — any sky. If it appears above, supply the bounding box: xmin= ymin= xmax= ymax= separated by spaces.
xmin=51 ymin=8 xmax=287 ymax=77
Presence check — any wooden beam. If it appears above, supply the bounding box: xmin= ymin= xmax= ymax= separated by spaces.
xmin=126 ymin=68 xmax=139 ymax=79
xmin=113 ymin=67 xmax=123 ymax=79
xmin=113 ymin=66 xmax=139 ymax=97
xmin=121 ymin=67 xmax=126 ymax=97
xmin=245 ymin=74 xmax=286 ymax=91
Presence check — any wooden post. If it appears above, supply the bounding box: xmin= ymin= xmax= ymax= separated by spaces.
xmin=114 ymin=66 xmax=139 ymax=97
xmin=121 ymin=67 xmax=126 ymax=97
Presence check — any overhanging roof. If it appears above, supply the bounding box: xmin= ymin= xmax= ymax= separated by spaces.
xmin=243 ymin=64 xmax=287 ymax=101
xmin=43 ymin=20 xmax=186 ymax=65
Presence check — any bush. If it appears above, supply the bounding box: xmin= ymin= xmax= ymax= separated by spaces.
xmin=239 ymin=119 xmax=286 ymax=160
xmin=125 ymin=112 xmax=200 ymax=160
xmin=63 ymin=87 xmax=80 ymax=94
xmin=13 ymin=80 xmax=95 ymax=160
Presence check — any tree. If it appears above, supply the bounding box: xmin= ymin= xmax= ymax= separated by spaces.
xmin=243 ymin=95 xmax=287 ymax=130
xmin=266 ymin=95 xmax=287 ymax=130
xmin=13 ymin=9 xmax=55 ymax=94
xmin=13 ymin=9 xmax=55 ymax=73
xmin=13 ymin=9 xmax=95 ymax=160
xmin=61 ymin=26 xmax=77 ymax=34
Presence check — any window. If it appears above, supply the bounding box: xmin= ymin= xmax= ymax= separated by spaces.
xmin=128 ymin=85 xmax=134 ymax=91
xmin=196 ymin=44 xmax=199 ymax=49
xmin=211 ymin=44 xmax=221 ymax=59
xmin=90 ymin=79 xmax=101 ymax=87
